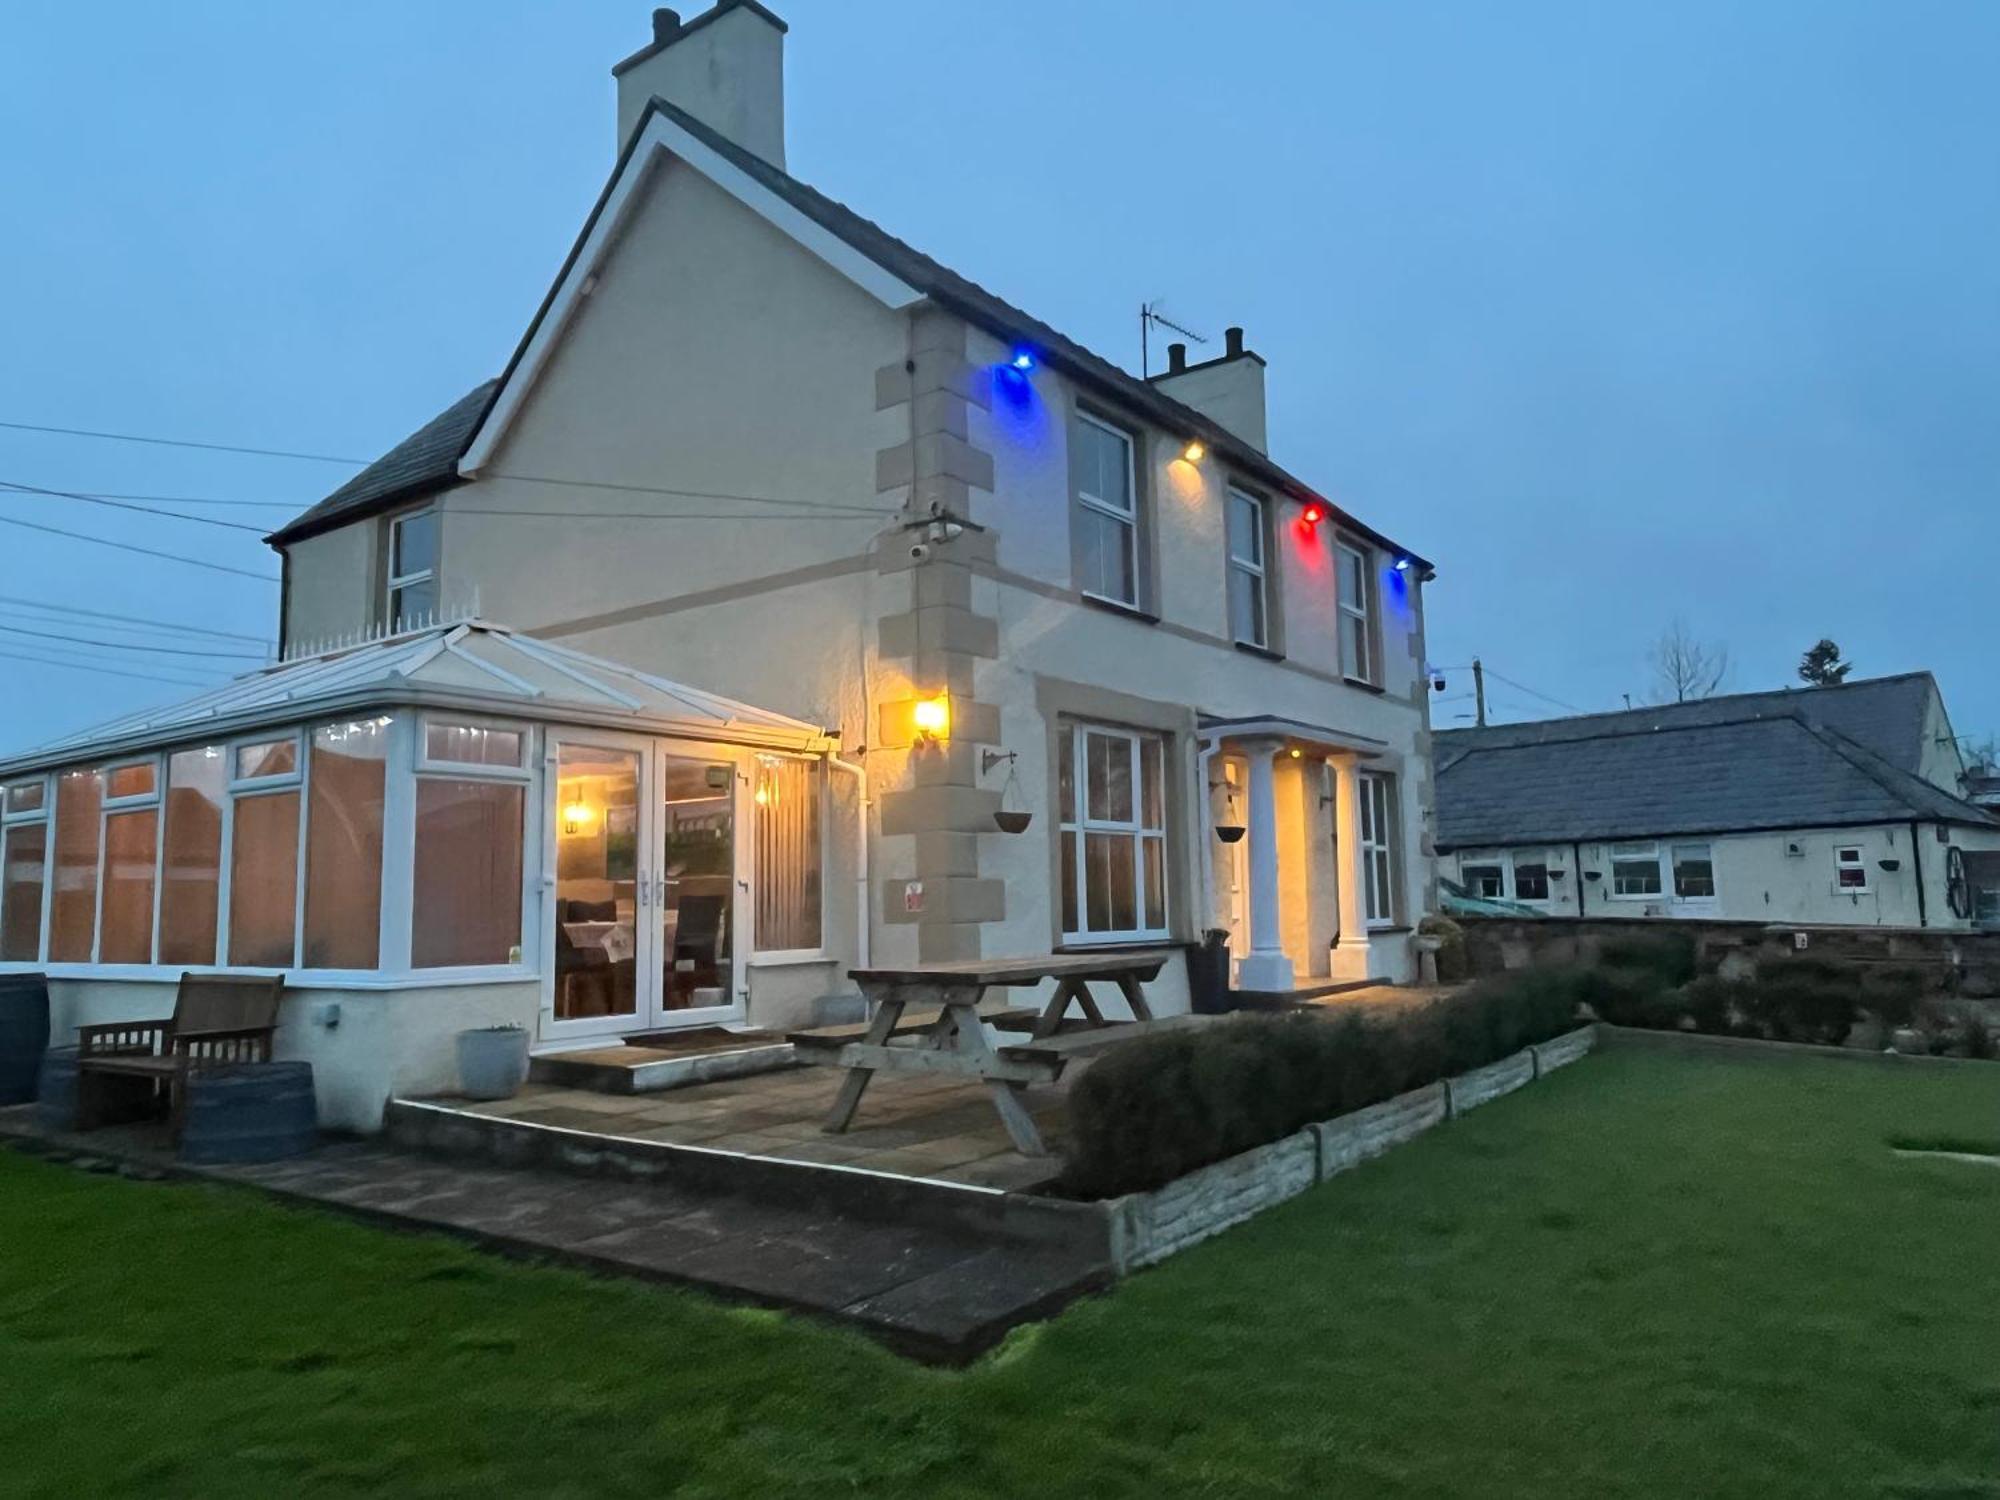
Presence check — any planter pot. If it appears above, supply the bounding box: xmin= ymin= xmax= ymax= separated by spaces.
xmin=456 ymin=1026 xmax=530 ymax=1101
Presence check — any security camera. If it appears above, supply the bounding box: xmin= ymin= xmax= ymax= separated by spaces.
xmin=909 ymin=541 xmax=931 ymax=562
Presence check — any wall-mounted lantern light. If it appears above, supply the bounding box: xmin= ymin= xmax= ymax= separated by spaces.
xmin=1183 ymin=440 xmax=1205 ymax=462
xmin=912 ymin=692 xmax=951 ymax=742
xmin=1008 ymin=347 xmax=1036 ymax=372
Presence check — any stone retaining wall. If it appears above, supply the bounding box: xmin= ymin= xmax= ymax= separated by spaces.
xmin=1107 ymin=1024 xmax=1598 ymax=1272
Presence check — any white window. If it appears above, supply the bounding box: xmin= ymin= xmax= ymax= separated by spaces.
xmin=1511 ymin=849 xmax=1552 ymax=902
xmin=1609 ymin=842 xmax=1663 ymax=898
xmin=1672 ymin=842 xmax=1716 ymax=900
xmin=1462 ymin=860 xmax=1505 ymax=900
xmin=98 ymin=757 xmax=162 ymax=965
xmin=1226 ymin=488 xmax=1268 ymax=648
xmin=753 ymin=755 xmax=822 ymax=953
xmin=1359 ymin=772 xmax=1398 ymax=926
xmin=1059 ymin=722 xmax=1169 ymax=942
xmin=1337 ymin=540 xmax=1376 ymax=684
xmin=1 ymin=777 xmax=49 ymax=963
xmin=387 ymin=508 xmax=439 ymax=630
xmin=412 ymin=717 xmax=529 ymax=969
xmin=1073 ymin=414 xmax=1139 ymax=607
xmin=1835 ymin=845 xmax=1869 ymax=893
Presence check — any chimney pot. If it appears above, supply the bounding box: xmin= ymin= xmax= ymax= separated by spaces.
xmin=1167 ymin=342 xmax=1187 ymax=373
xmin=652 ymin=8 xmax=682 ymax=43
xmin=1225 ymin=326 xmax=1245 ymax=358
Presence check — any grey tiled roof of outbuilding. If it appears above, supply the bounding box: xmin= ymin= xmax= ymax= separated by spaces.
xmin=1436 ymin=711 xmax=1995 ymax=850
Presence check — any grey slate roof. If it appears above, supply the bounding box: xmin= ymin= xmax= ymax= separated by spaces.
xmin=268 ymin=96 xmax=1426 ymax=569
xmin=266 ymin=379 xmax=497 ymax=547
xmin=1436 ymin=672 xmax=1940 ymax=776
xmin=1436 ymin=704 xmax=1994 ymax=851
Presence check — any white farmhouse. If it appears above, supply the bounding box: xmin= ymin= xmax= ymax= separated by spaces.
xmin=0 ymin=2 xmax=1437 ymax=1129
xmin=1436 ymin=673 xmax=2000 ymax=929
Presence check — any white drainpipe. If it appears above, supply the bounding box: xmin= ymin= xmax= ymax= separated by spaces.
xmin=828 ymin=753 xmax=871 ymax=970
xmin=1195 ymin=734 xmax=1222 ymax=940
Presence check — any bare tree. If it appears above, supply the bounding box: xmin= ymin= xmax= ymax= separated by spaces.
xmin=1648 ymin=619 xmax=1730 ymax=703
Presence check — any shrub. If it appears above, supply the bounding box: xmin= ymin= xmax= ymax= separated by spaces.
xmin=1595 ymin=931 xmax=1697 ymax=988
xmin=1735 ymin=960 xmax=1862 ymax=1045
xmin=1859 ymin=966 xmax=1927 ymax=1030
xmin=1681 ymin=975 xmax=1749 ymax=1035
xmin=1962 ymin=1013 xmax=1998 ymax=1060
xmin=1062 ymin=970 xmax=1584 ymax=1197
xmin=1573 ymin=964 xmax=1677 ymax=1028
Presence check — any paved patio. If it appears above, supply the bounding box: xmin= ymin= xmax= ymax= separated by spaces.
xmin=444 ymin=1064 xmax=1073 ymax=1192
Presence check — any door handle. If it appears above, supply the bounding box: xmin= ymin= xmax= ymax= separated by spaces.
xmin=638 ymin=871 xmax=650 ymax=908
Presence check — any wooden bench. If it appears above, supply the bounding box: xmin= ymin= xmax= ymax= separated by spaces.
xmin=788 ymin=1005 xmax=1042 ymax=1052
xmin=75 ymin=972 xmax=286 ymax=1142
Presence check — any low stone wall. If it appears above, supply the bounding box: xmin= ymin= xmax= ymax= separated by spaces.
xmin=1107 ymin=1024 xmax=1598 ymax=1272
xmin=1459 ymin=915 xmax=2000 ymax=997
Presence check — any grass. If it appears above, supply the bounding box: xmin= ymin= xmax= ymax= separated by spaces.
xmin=2 ymin=1047 xmax=1997 ymax=1498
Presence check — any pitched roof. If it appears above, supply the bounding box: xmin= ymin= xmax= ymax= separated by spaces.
xmin=265 ymin=380 xmax=497 ymax=547
xmin=1436 ymin=672 xmax=1941 ymax=777
xmin=268 ymin=96 xmax=1426 ymax=569
xmin=1436 ymin=710 xmax=1993 ymax=850
xmin=0 ymin=620 xmax=828 ymax=777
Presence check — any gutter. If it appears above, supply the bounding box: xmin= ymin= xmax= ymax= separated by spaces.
xmin=1909 ymin=819 xmax=1929 ymax=928
xmin=828 ymin=753 xmax=871 ymax=970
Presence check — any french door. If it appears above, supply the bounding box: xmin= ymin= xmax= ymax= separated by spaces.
xmin=540 ymin=732 xmax=747 ymax=1045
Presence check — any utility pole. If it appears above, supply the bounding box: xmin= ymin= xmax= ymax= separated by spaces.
xmin=1472 ymin=658 xmax=1487 ymax=727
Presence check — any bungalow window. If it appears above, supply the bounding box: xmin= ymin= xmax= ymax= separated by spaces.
xmin=412 ymin=717 xmax=527 ymax=969
xmin=1609 ymin=842 xmax=1663 ymax=898
xmin=1462 ymin=861 xmax=1505 ymax=900
xmin=0 ymin=779 xmax=48 ymax=963
xmin=1073 ymin=413 xmax=1140 ymax=608
xmin=1672 ymin=843 xmax=1716 ymax=900
xmin=1359 ymin=771 xmax=1399 ymax=926
xmin=387 ymin=508 xmax=439 ymax=630
xmin=753 ymin=756 xmax=822 ymax=953
xmin=1059 ymin=722 xmax=1169 ymax=943
xmin=1337 ymin=539 xmax=1377 ymax=685
xmin=1835 ymin=845 xmax=1868 ymax=892
xmin=1226 ymin=488 xmax=1268 ymax=649
xmin=1511 ymin=851 xmax=1552 ymax=902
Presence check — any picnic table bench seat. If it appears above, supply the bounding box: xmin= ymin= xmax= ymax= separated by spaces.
xmin=787 ymin=1004 xmax=1043 ymax=1050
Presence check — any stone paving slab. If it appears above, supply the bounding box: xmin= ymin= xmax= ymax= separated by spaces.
xmin=0 ymin=1108 xmax=1110 ymax=1364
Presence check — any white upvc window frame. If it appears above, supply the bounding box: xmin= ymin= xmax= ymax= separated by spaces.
xmin=1074 ymin=412 xmax=1141 ymax=609
xmin=0 ymin=773 xmax=52 ymax=965
xmin=1510 ymin=848 xmax=1553 ymax=903
xmin=1460 ymin=856 xmax=1507 ymax=901
xmin=1059 ymin=721 xmax=1171 ymax=945
xmin=1671 ymin=841 xmax=1717 ymax=902
xmin=221 ymin=730 xmax=307 ymax=972
xmin=405 ymin=714 xmax=539 ymax=978
xmin=386 ymin=506 xmax=440 ymax=631
xmin=415 ymin=713 xmax=532 ymax=780
xmin=1225 ymin=486 xmax=1269 ymax=649
xmin=1608 ymin=841 xmax=1665 ymax=899
xmin=1336 ymin=537 xmax=1377 ymax=686
xmin=748 ymin=750 xmax=829 ymax=962
xmin=93 ymin=754 xmax=163 ymax=967
xmin=1358 ymin=770 xmax=1398 ymax=927
xmin=1834 ymin=844 xmax=1870 ymax=894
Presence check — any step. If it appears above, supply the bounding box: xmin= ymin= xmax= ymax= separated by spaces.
xmin=528 ymin=1041 xmax=797 ymax=1095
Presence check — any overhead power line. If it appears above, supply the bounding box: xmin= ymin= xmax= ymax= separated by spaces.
xmin=0 ymin=622 xmax=268 ymax=660
xmin=0 ymin=512 xmax=279 ymax=582
xmin=0 ymin=478 xmax=268 ymax=533
xmin=0 ymin=645 xmax=223 ymax=690
xmin=1482 ymin=667 xmax=1586 ymax=715
xmin=0 ymin=593 xmax=271 ymax=645
xmin=0 ymin=417 xmax=366 ymax=466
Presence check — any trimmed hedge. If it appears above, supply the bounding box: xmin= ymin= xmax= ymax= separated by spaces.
xmin=1062 ymin=971 xmax=1582 ymax=1198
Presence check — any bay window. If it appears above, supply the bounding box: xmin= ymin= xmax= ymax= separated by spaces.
xmin=1059 ymin=722 xmax=1169 ymax=943
xmin=753 ymin=755 xmax=822 ymax=952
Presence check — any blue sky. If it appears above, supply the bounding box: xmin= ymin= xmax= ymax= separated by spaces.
xmin=2 ymin=1 xmax=1996 ymax=749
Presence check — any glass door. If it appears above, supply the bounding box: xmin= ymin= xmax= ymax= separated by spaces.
xmin=651 ymin=755 xmax=743 ymax=1028
xmin=546 ymin=738 xmax=648 ymax=1040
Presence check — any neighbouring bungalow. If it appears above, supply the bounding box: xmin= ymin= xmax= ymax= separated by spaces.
xmin=0 ymin=1 xmax=1439 ymax=1129
xmin=1436 ymin=673 xmax=2000 ymax=930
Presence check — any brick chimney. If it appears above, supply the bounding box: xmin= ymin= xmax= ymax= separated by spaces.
xmin=1148 ymin=325 xmax=1268 ymax=453
xmin=612 ymin=2 xmax=788 ymax=166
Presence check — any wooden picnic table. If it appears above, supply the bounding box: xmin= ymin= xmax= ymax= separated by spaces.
xmin=788 ymin=951 xmax=1168 ymax=1156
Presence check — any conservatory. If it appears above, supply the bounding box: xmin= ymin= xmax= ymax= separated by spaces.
xmin=0 ymin=622 xmax=847 ymax=1129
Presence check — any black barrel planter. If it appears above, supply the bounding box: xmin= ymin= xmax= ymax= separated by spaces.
xmin=35 ymin=1046 xmax=79 ymax=1131
xmin=0 ymin=971 xmax=51 ymax=1105
xmin=180 ymin=1062 xmax=318 ymax=1164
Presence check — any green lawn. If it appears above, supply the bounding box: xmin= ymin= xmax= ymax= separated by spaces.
xmin=3 ymin=1046 xmax=1996 ymax=1499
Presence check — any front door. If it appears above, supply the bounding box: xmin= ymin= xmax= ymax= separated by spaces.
xmin=542 ymin=734 xmax=746 ymax=1045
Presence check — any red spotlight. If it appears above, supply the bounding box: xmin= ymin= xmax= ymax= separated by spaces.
xmin=1300 ymin=502 xmax=1325 ymax=527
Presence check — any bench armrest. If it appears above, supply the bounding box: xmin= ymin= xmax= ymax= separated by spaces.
xmin=76 ymin=1021 xmax=169 ymax=1057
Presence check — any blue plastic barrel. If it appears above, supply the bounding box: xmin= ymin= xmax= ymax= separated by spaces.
xmin=180 ymin=1062 xmax=318 ymax=1164
xmin=0 ymin=972 xmax=50 ymax=1105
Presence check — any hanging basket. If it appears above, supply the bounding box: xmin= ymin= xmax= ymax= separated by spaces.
xmin=992 ymin=753 xmax=1031 ymax=835
xmin=995 ymin=809 xmax=1033 ymax=835
xmin=1215 ymin=824 xmax=1246 ymax=844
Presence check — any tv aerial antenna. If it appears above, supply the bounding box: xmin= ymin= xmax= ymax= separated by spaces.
xmin=1140 ymin=300 xmax=1208 ymax=378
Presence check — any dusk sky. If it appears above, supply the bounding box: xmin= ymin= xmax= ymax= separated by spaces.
xmin=3 ymin=1 xmax=1996 ymax=751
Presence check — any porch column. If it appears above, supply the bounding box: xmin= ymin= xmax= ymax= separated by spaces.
xmin=1329 ymin=753 xmax=1373 ymax=981
xmin=1236 ymin=738 xmax=1294 ymax=993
